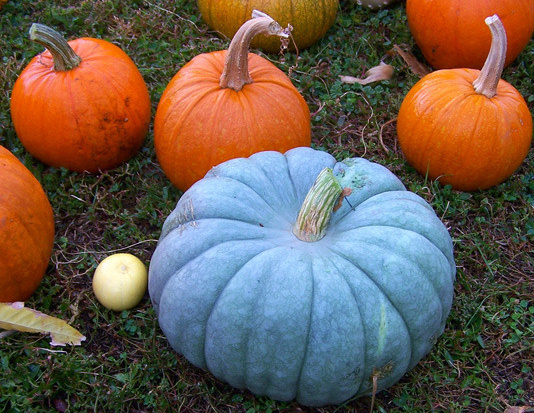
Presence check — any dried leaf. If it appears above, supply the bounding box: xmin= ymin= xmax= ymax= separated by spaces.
xmin=340 ymin=62 xmax=394 ymax=85
xmin=0 ymin=302 xmax=86 ymax=346
xmin=503 ymin=407 xmax=532 ymax=413
xmin=393 ymin=44 xmax=431 ymax=77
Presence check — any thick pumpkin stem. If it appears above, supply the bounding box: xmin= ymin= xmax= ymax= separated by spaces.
xmin=219 ymin=10 xmax=290 ymax=92
xmin=293 ymin=168 xmax=343 ymax=242
xmin=29 ymin=23 xmax=82 ymax=71
xmin=472 ymin=15 xmax=506 ymax=98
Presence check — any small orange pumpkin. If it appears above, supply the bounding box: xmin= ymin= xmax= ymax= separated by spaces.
xmin=0 ymin=146 xmax=55 ymax=302
xmin=406 ymin=0 xmax=534 ymax=69
xmin=396 ymin=15 xmax=533 ymax=192
xmin=10 ymin=24 xmax=151 ymax=173
xmin=154 ymin=11 xmax=311 ymax=191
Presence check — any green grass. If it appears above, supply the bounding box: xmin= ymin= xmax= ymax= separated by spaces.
xmin=1 ymin=0 xmax=533 ymax=412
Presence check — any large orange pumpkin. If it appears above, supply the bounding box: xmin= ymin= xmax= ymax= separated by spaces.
xmin=406 ymin=0 xmax=534 ymax=69
xmin=10 ymin=24 xmax=151 ymax=173
xmin=197 ymin=0 xmax=339 ymax=53
xmin=154 ymin=12 xmax=311 ymax=191
xmin=396 ymin=15 xmax=533 ymax=192
xmin=0 ymin=146 xmax=55 ymax=302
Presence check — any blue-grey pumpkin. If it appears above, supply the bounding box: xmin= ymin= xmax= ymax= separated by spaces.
xmin=149 ymin=147 xmax=456 ymax=407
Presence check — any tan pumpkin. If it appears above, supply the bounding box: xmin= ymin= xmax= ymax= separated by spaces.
xmin=197 ymin=0 xmax=339 ymax=52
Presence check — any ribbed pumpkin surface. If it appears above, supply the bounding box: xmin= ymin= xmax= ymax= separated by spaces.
xmin=149 ymin=147 xmax=456 ymax=406
xmin=197 ymin=0 xmax=339 ymax=52
xmin=154 ymin=51 xmax=311 ymax=191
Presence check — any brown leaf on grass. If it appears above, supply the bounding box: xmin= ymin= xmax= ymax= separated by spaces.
xmin=340 ymin=62 xmax=394 ymax=85
xmin=503 ymin=407 xmax=532 ymax=413
xmin=393 ymin=44 xmax=431 ymax=77
xmin=0 ymin=302 xmax=86 ymax=346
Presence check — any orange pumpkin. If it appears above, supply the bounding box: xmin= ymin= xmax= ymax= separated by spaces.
xmin=154 ymin=11 xmax=311 ymax=191
xmin=406 ymin=0 xmax=534 ymax=69
xmin=396 ymin=15 xmax=533 ymax=192
xmin=10 ymin=24 xmax=151 ymax=173
xmin=0 ymin=146 xmax=55 ymax=302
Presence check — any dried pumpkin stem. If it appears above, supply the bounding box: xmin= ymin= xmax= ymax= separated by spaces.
xmin=29 ymin=23 xmax=82 ymax=71
xmin=293 ymin=168 xmax=343 ymax=242
xmin=472 ymin=15 xmax=506 ymax=98
xmin=219 ymin=10 xmax=290 ymax=91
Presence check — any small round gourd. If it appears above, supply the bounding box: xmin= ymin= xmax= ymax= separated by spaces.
xmin=93 ymin=253 xmax=148 ymax=311
xmin=149 ymin=147 xmax=456 ymax=407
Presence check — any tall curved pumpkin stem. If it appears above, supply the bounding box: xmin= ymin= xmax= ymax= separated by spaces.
xmin=293 ymin=168 xmax=343 ymax=242
xmin=219 ymin=10 xmax=290 ymax=92
xmin=29 ymin=23 xmax=82 ymax=71
xmin=472 ymin=15 xmax=506 ymax=98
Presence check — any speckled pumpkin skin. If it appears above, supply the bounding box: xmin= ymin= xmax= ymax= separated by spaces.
xmin=149 ymin=147 xmax=456 ymax=407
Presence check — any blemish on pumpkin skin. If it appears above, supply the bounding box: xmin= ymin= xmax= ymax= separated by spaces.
xmin=371 ymin=362 xmax=394 ymax=382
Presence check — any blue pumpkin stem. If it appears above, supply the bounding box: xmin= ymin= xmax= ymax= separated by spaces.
xmin=293 ymin=167 xmax=343 ymax=242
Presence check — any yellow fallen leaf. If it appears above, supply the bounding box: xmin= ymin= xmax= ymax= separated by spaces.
xmin=340 ymin=62 xmax=394 ymax=85
xmin=0 ymin=302 xmax=86 ymax=346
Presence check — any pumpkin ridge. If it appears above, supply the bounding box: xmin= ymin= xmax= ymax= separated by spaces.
xmin=159 ymin=81 xmax=220 ymax=129
xmin=317 ymin=255 xmax=369 ymax=394
xmin=202 ymin=244 xmax=313 ymax=388
xmin=331 ymin=231 xmax=448 ymax=367
xmin=339 ymin=221 xmax=454 ymax=272
xmin=247 ymin=153 xmax=300 ymax=213
xmin=151 ymin=220 xmax=275 ymax=310
xmin=157 ymin=238 xmax=280 ymax=366
xmin=155 ymin=84 xmax=221 ymax=182
xmin=345 ymin=196 xmax=456 ymax=272
xmin=237 ymin=85 xmax=301 ymax=155
xmin=337 ymin=225 xmax=455 ymax=290
xmin=187 ymin=174 xmax=297 ymax=227
xmin=293 ymin=257 xmax=316 ymax=402
xmin=248 ymin=250 xmax=314 ymax=398
xmin=331 ymin=246 xmax=413 ymax=358
xmin=405 ymin=86 xmax=475 ymax=167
